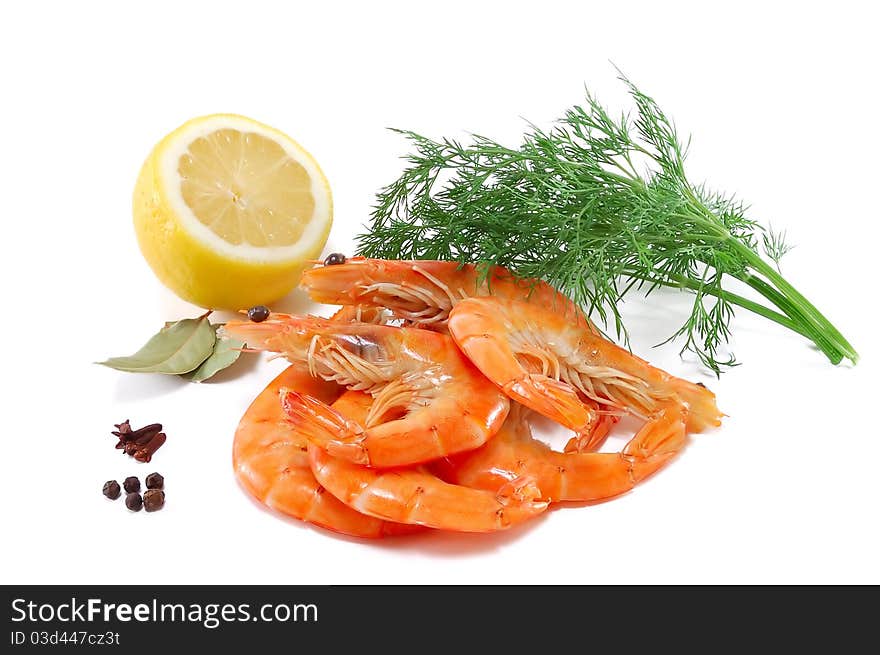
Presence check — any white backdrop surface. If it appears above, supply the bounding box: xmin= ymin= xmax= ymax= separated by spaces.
xmin=1 ymin=0 xmax=877 ymax=584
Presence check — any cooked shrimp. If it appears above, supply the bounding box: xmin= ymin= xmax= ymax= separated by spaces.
xmin=222 ymin=314 xmax=509 ymax=467
xmin=232 ymin=365 xmax=419 ymax=538
xmin=300 ymin=256 xmax=592 ymax=331
xmin=436 ymin=403 xmax=687 ymax=503
xmin=325 ymin=304 xmax=390 ymax=325
xmin=447 ymin=296 xmax=722 ymax=443
xmin=306 ymin=390 xmax=548 ymax=532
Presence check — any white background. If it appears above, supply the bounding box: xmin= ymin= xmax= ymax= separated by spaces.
xmin=1 ymin=0 xmax=877 ymax=585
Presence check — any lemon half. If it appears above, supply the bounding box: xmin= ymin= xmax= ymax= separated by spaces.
xmin=133 ymin=114 xmax=332 ymax=310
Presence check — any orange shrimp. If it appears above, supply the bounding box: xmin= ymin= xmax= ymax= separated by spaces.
xmin=232 ymin=365 xmax=419 ymax=538
xmin=300 ymin=256 xmax=592 ymax=331
xmin=435 ymin=404 xmax=687 ymax=503
xmin=324 ymin=304 xmax=390 ymax=325
xmin=222 ymin=314 xmax=509 ymax=467
xmin=305 ymin=390 xmax=548 ymax=532
xmin=447 ymin=296 xmax=722 ymax=447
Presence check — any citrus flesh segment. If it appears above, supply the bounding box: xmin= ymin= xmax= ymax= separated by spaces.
xmin=132 ymin=114 xmax=332 ymax=310
xmin=178 ymin=128 xmax=315 ymax=248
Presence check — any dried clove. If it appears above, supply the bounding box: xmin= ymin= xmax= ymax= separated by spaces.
xmin=111 ymin=420 xmax=166 ymax=461
xmin=112 ymin=421 xmax=162 ymax=448
xmin=112 ymin=420 xmax=132 ymax=437
xmin=133 ymin=432 xmax=166 ymax=463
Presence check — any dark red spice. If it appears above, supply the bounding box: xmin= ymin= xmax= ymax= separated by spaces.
xmin=111 ymin=421 xmax=166 ymax=461
xmin=102 ymin=480 xmax=121 ymax=500
xmin=323 ymin=252 xmax=347 ymax=266
xmin=143 ymin=489 xmax=165 ymax=512
xmin=125 ymin=492 xmax=143 ymax=512
xmin=247 ymin=305 xmax=271 ymax=322
xmin=145 ymin=472 xmax=164 ymax=490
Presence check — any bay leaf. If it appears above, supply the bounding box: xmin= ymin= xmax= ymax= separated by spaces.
xmin=183 ymin=326 xmax=244 ymax=382
xmin=97 ymin=312 xmax=216 ymax=374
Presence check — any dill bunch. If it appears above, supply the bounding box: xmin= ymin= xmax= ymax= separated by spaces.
xmin=356 ymin=73 xmax=857 ymax=374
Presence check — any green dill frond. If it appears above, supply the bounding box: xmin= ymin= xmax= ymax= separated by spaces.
xmin=762 ymin=224 xmax=794 ymax=270
xmin=356 ymin=72 xmax=857 ymax=373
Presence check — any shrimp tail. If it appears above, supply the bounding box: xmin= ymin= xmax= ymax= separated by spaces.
xmin=280 ymin=389 xmax=370 ymax=465
xmin=502 ymin=374 xmax=600 ymax=448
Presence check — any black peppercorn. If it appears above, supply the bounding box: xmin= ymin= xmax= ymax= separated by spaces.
xmin=145 ymin=472 xmax=164 ymax=490
xmin=125 ymin=492 xmax=143 ymax=512
xmin=323 ymin=252 xmax=346 ymax=266
xmin=143 ymin=489 xmax=165 ymax=512
xmin=247 ymin=305 xmax=270 ymax=322
xmin=102 ymin=480 xmax=121 ymax=500
xmin=123 ymin=476 xmax=140 ymax=494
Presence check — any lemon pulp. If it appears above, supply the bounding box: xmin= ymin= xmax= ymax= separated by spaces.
xmin=179 ymin=129 xmax=315 ymax=247
xmin=133 ymin=114 xmax=332 ymax=310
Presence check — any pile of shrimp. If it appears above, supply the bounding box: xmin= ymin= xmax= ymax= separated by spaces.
xmin=222 ymin=257 xmax=723 ymax=538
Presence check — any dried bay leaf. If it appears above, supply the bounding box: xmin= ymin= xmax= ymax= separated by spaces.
xmin=97 ymin=312 xmax=216 ymax=374
xmin=183 ymin=326 xmax=244 ymax=382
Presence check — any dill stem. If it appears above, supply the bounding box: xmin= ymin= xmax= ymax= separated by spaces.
xmin=681 ymin=205 xmax=854 ymax=364
xmin=732 ymin=242 xmax=858 ymax=364
xmin=738 ymin=275 xmax=844 ymax=364
xmin=629 ymin=269 xmax=810 ymax=339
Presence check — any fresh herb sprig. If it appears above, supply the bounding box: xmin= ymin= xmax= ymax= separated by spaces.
xmin=357 ymin=73 xmax=857 ymax=374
